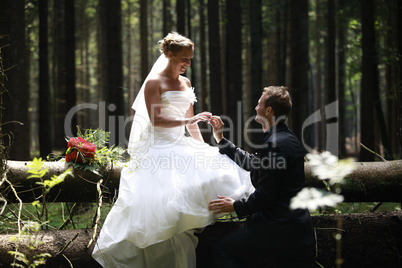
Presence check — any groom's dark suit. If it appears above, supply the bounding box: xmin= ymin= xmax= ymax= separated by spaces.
xmin=215 ymin=122 xmax=315 ymax=267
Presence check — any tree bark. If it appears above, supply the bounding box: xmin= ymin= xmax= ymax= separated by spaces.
xmin=4 ymin=161 xmax=121 ymax=204
xmin=64 ymin=0 xmax=78 ymax=142
xmin=398 ymin=0 xmax=402 ymax=158
xmin=3 ymin=160 xmax=402 ymax=203
xmin=225 ymin=0 xmax=243 ymax=146
xmin=140 ymin=0 xmax=149 ymax=83
xmin=53 ymin=0 xmax=68 ymax=150
xmin=39 ymin=0 xmax=52 ymax=158
xmin=0 ymin=46 xmax=6 ymax=179
xmin=0 ymin=0 xmax=30 ymax=160
xmin=176 ymin=0 xmax=186 ymax=35
xmin=208 ymin=0 xmax=223 ymax=116
xmin=315 ymin=0 xmax=324 ymax=152
xmin=384 ymin=1 xmax=399 ymax=159
xmin=326 ymin=0 xmax=336 ymax=105
xmin=325 ymin=0 xmax=338 ymax=158
xmin=360 ymin=0 xmax=377 ymax=161
xmin=290 ymin=0 xmax=309 ymax=142
xmin=249 ymin=0 xmax=263 ymax=148
xmin=337 ymin=0 xmax=347 ymax=157
xmin=274 ymin=0 xmax=288 ymax=86
xmin=163 ymin=0 xmax=172 ymax=36
xmin=98 ymin=0 xmax=124 ymax=147
xmin=199 ymin=0 xmax=207 ymax=113
xmin=0 ymin=229 xmax=98 ymax=267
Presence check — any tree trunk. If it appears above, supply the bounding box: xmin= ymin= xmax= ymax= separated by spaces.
xmin=3 ymin=160 xmax=402 ymax=203
xmin=140 ymin=0 xmax=149 ymax=83
xmin=274 ymin=0 xmax=288 ymax=86
xmin=0 ymin=212 xmax=401 ymax=267
xmin=76 ymin=0 xmax=92 ymax=130
xmin=125 ymin=0 xmax=133 ymax=119
xmin=249 ymin=0 xmax=263 ymax=148
xmin=64 ymin=0 xmax=78 ymax=141
xmin=199 ymin=0 xmax=207 ymax=113
xmin=384 ymin=1 xmax=399 ymax=159
xmin=53 ymin=0 xmax=68 ymax=149
xmin=337 ymin=0 xmax=347 ymax=158
xmin=0 ymin=229 xmax=99 ymax=267
xmin=326 ymin=0 xmax=336 ymax=105
xmin=290 ymin=0 xmax=309 ymax=141
xmin=0 ymin=0 xmax=30 ymax=161
xmin=176 ymin=0 xmax=186 ymax=35
xmin=4 ymin=161 xmax=122 ymax=204
xmin=325 ymin=0 xmax=338 ymax=158
xmin=225 ymin=0 xmax=243 ymax=146
xmin=0 ymin=46 xmax=6 ymax=177
xmin=315 ymin=0 xmax=324 ymax=152
xmin=398 ymin=0 xmax=402 ymax=158
xmin=39 ymin=0 xmax=52 ymax=158
xmin=360 ymin=0 xmax=377 ymax=161
xmin=208 ymin=0 xmax=223 ymax=116
xmin=98 ymin=0 xmax=124 ymax=147
xmin=187 ymin=0 xmax=196 ymax=98
xmin=163 ymin=0 xmax=172 ymax=36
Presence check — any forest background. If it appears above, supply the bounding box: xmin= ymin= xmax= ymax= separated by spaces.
xmin=1 ymin=0 xmax=402 ymax=163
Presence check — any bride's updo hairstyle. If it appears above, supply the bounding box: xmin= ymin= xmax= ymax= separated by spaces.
xmin=158 ymin=32 xmax=194 ymax=56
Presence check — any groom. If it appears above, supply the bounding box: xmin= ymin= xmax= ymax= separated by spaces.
xmin=208 ymin=86 xmax=315 ymax=268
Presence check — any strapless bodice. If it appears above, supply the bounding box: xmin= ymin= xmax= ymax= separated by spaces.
xmin=159 ymin=88 xmax=196 ymax=117
xmin=152 ymin=88 xmax=197 ymax=140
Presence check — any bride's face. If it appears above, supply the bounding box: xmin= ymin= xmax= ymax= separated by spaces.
xmin=169 ymin=47 xmax=193 ymax=74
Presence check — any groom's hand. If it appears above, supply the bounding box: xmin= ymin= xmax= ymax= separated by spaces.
xmin=188 ymin=111 xmax=212 ymax=125
xmin=209 ymin=116 xmax=224 ymax=143
xmin=208 ymin=195 xmax=235 ymax=214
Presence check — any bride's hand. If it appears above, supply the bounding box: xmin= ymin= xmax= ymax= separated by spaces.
xmin=209 ymin=116 xmax=224 ymax=143
xmin=187 ymin=111 xmax=212 ymax=125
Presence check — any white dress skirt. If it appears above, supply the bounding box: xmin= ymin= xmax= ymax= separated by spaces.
xmin=92 ymin=88 xmax=253 ymax=268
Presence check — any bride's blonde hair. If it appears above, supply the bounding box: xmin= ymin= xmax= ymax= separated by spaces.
xmin=158 ymin=32 xmax=194 ymax=56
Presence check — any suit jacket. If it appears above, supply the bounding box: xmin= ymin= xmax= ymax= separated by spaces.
xmin=218 ymin=123 xmax=314 ymax=249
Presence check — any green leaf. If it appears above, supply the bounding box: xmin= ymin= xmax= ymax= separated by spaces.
xmin=8 ymin=251 xmax=29 ymax=265
xmin=43 ymin=168 xmax=73 ymax=193
xmin=27 ymin=157 xmax=48 ymax=179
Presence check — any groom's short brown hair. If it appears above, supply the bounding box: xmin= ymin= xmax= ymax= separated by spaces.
xmin=263 ymin=86 xmax=292 ymax=122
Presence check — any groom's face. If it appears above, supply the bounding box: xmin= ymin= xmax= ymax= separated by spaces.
xmin=255 ymin=93 xmax=271 ymax=125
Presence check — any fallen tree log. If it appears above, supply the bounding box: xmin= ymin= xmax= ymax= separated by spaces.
xmin=0 ymin=212 xmax=401 ymax=267
xmin=3 ymin=160 xmax=402 ymax=203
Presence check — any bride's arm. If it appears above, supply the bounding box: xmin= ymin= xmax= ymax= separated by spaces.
xmin=185 ymin=104 xmax=204 ymax=142
xmin=144 ymin=79 xmax=210 ymax=128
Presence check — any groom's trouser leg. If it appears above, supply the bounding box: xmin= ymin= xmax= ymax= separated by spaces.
xmin=270 ymin=246 xmax=315 ymax=268
xmin=212 ymin=225 xmax=250 ymax=268
xmin=212 ymin=220 xmax=269 ymax=268
xmin=212 ymin=220 xmax=314 ymax=268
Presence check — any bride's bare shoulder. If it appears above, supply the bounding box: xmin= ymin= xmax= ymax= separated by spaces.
xmin=144 ymin=75 xmax=162 ymax=95
xmin=180 ymin=75 xmax=191 ymax=87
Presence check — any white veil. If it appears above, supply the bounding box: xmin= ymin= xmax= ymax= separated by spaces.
xmin=128 ymin=54 xmax=168 ymax=157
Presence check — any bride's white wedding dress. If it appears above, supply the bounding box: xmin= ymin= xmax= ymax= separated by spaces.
xmin=92 ymin=87 xmax=252 ymax=268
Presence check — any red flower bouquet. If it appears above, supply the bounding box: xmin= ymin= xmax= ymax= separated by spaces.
xmin=65 ymin=137 xmax=96 ymax=163
xmin=62 ymin=128 xmax=126 ymax=173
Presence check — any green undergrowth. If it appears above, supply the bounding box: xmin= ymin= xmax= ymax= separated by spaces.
xmin=1 ymin=202 xmax=399 ymax=233
xmin=0 ymin=202 xmax=113 ymax=234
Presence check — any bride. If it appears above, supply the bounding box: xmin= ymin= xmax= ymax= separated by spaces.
xmin=92 ymin=32 xmax=252 ymax=268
